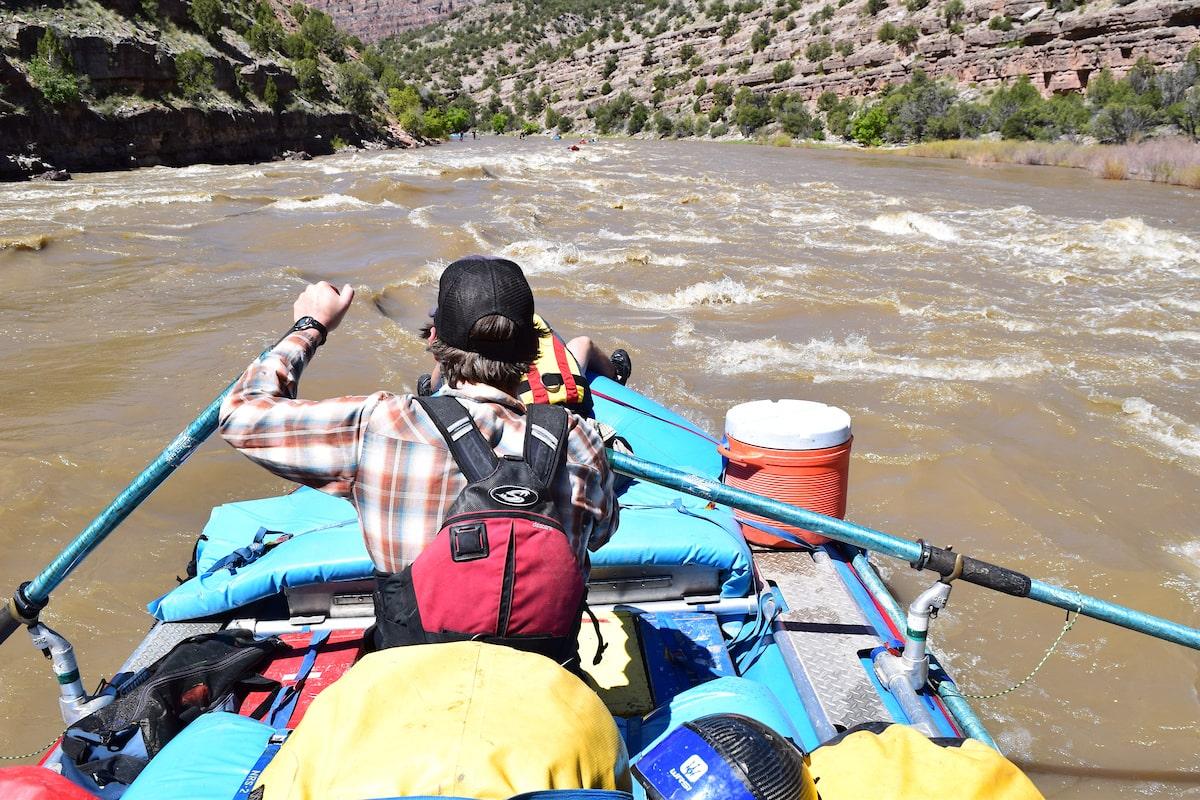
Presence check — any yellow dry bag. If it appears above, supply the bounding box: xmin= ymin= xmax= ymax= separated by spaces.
xmin=257 ymin=641 xmax=629 ymax=800
xmin=809 ymin=723 xmax=1044 ymax=800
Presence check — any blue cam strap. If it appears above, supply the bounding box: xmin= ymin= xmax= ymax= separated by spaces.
xmin=265 ymin=629 xmax=331 ymax=730
xmin=232 ymin=731 xmax=290 ymax=800
xmin=232 ymin=629 xmax=331 ymax=799
xmin=204 ymin=527 xmax=292 ymax=577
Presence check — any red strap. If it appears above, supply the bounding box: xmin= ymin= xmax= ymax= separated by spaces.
xmin=550 ymin=336 xmax=580 ymax=405
xmin=526 ymin=362 xmax=550 ymax=405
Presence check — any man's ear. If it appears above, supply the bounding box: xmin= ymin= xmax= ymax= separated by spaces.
xmin=428 ymin=325 xmax=437 ymax=342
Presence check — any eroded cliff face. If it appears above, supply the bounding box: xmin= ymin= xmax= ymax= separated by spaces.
xmin=300 ymin=0 xmax=484 ymax=43
xmin=413 ymin=0 xmax=1199 ymax=123
xmin=0 ymin=0 xmax=406 ymax=180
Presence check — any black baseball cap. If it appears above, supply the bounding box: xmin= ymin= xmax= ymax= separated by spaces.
xmin=433 ymin=256 xmax=538 ymax=362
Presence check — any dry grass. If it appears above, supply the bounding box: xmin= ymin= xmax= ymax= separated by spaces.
xmin=1098 ymin=157 xmax=1128 ymax=180
xmin=896 ymin=137 xmax=1200 ymax=190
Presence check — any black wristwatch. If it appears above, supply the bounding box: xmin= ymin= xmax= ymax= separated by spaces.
xmin=290 ymin=316 xmax=328 ymax=346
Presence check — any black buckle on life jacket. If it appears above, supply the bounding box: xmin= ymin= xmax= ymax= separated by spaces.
xmin=450 ymin=523 xmax=489 ymax=562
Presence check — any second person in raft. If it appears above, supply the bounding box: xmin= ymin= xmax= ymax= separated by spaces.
xmin=417 ymin=311 xmax=632 ymax=413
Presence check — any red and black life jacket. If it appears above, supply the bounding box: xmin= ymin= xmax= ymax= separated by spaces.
xmin=371 ymin=395 xmax=585 ymax=664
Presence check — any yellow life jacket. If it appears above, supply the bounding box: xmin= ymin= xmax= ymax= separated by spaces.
xmin=809 ymin=723 xmax=1045 ymax=800
xmin=257 ymin=641 xmax=630 ymax=800
xmin=518 ymin=314 xmax=590 ymax=408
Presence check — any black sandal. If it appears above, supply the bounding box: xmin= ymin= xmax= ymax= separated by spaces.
xmin=610 ymin=349 xmax=632 ymax=386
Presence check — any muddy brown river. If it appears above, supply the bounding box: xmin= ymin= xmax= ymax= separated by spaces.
xmin=1 ymin=139 xmax=1197 ymax=797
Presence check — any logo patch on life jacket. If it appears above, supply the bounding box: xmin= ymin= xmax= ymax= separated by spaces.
xmin=490 ymin=485 xmax=540 ymax=507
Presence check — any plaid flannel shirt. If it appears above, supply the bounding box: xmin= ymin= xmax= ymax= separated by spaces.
xmin=218 ymin=329 xmax=619 ymax=573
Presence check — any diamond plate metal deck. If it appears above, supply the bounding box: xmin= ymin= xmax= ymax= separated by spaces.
xmin=118 ymin=620 xmax=224 ymax=673
xmin=756 ymin=549 xmax=895 ymax=732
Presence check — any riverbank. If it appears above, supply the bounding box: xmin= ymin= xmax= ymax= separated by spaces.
xmin=892 ymin=137 xmax=1200 ymax=190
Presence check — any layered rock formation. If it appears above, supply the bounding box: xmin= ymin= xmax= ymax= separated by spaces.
xmin=300 ymin=0 xmax=484 ymax=43
xmin=0 ymin=0 xmax=406 ymax=180
xmin=403 ymin=0 xmax=1199 ymax=125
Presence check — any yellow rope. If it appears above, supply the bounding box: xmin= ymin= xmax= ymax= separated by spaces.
xmin=941 ymin=606 xmax=1081 ymax=701
xmin=0 ymin=730 xmax=63 ymax=761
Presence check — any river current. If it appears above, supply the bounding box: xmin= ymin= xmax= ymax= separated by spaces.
xmin=1 ymin=139 xmax=1197 ymax=797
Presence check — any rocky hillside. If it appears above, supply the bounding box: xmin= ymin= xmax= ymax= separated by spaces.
xmin=300 ymin=0 xmax=484 ymax=43
xmin=0 ymin=0 xmax=411 ymax=180
xmin=377 ymin=0 xmax=1198 ymax=136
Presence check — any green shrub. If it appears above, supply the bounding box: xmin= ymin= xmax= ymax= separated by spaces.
xmin=603 ymin=54 xmax=619 ymax=79
xmin=751 ymin=21 xmax=772 ymax=51
xmin=262 ymin=76 xmax=280 ymax=110
xmin=836 ymin=40 xmax=854 ymax=56
xmin=773 ymin=61 xmax=795 ymax=82
xmin=420 ymin=108 xmax=448 ymax=138
xmin=336 ymin=61 xmax=376 ymax=116
xmin=733 ymin=87 xmax=771 ymax=133
xmin=594 ymin=90 xmax=636 ymax=133
xmin=877 ymin=22 xmax=898 ymax=40
xmin=290 ymin=2 xmax=309 ymax=22
xmin=628 ymin=102 xmax=650 ymax=134
xmin=679 ymin=43 xmax=696 ymax=62
xmin=301 ymin=10 xmax=345 ymax=60
xmin=283 ymin=32 xmax=316 ymax=60
xmin=720 ymin=17 xmax=738 ymax=41
xmin=600 ymin=80 xmax=613 ymax=95
xmin=694 ymin=77 xmax=708 ymax=95
xmin=294 ymin=58 xmax=325 ymax=100
xmin=818 ymin=90 xmax=856 ymax=136
xmin=905 ymin=0 xmax=929 ymax=9
xmin=654 ymin=110 xmax=674 ymax=136
xmin=399 ymin=108 xmax=423 ymax=135
xmin=28 ymin=30 xmax=79 ymax=105
xmin=805 ymin=39 xmax=833 ymax=61
xmin=447 ymin=106 xmax=471 ymax=132
xmin=988 ymin=15 xmax=1012 ymax=30
xmin=866 ymin=0 xmax=886 ymax=15
xmin=190 ymin=0 xmax=222 ymax=37
xmin=247 ymin=1 xmax=285 ymax=53
xmin=1090 ymin=103 xmax=1157 ymax=143
xmin=942 ymin=0 xmax=965 ymax=24
xmin=491 ymin=112 xmax=510 ymax=133
xmin=850 ymin=103 xmax=888 ymax=144
xmin=175 ymin=50 xmax=214 ymax=101
xmin=774 ymin=92 xmax=823 ymax=137
xmin=140 ymin=0 xmax=158 ymax=18
xmin=895 ymin=24 xmax=919 ymax=45
xmin=709 ymin=120 xmax=729 ymax=137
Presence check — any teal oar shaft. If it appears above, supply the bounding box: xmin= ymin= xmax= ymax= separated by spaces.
xmin=0 ymin=383 xmax=234 ymax=646
xmin=3 ymin=330 xmax=291 ymax=647
xmin=606 ymin=450 xmax=1200 ymax=652
xmin=25 ymin=383 xmax=236 ymax=604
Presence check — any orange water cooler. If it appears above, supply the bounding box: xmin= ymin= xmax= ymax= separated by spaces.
xmin=718 ymin=399 xmax=853 ymax=548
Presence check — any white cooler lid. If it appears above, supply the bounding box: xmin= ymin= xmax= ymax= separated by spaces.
xmin=725 ymin=399 xmax=852 ymax=450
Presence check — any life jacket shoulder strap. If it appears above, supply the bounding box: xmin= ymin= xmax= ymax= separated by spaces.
xmin=523 ymin=403 xmax=570 ymax=488
xmin=416 ymin=396 xmax=499 ymax=484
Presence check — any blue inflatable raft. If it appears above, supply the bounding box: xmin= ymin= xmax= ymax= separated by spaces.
xmin=35 ymin=376 xmax=985 ymax=799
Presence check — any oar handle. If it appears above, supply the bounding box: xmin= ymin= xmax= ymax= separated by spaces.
xmin=606 ymin=449 xmax=1200 ymax=652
